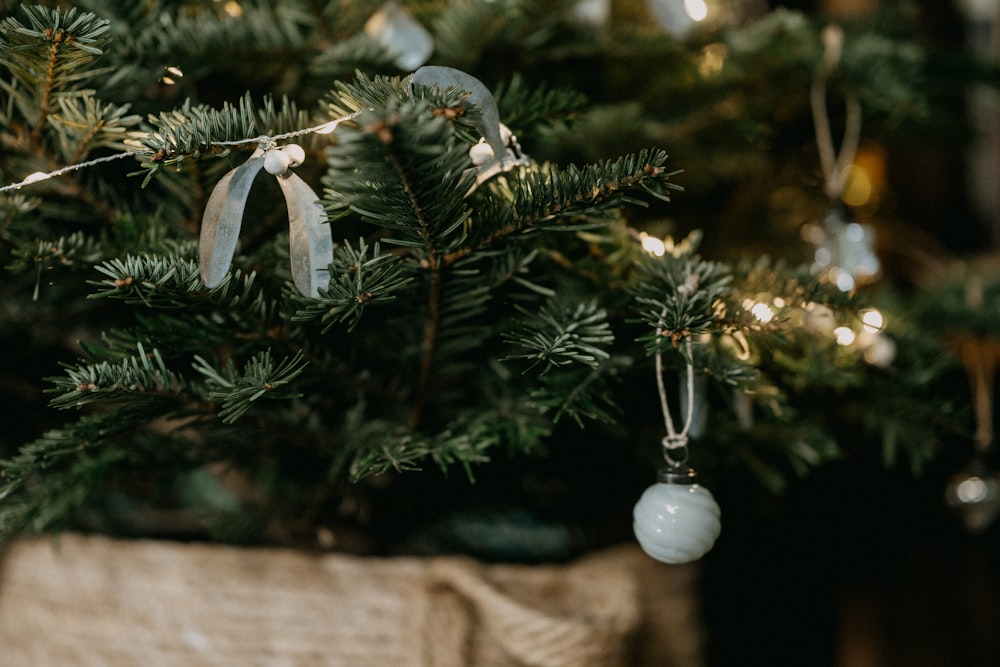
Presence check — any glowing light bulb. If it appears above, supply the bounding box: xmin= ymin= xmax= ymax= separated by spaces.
xmin=743 ymin=299 xmax=774 ymax=324
xmin=752 ymin=303 xmax=774 ymax=323
xmin=957 ymin=477 xmax=989 ymax=504
xmin=684 ymin=0 xmax=708 ymax=21
xmin=640 ymin=232 xmax=666 ymax=257
xmin=861 ymin=309 xmax=884 ymax=333
xmin=834 ymin=326 xmax=855 ymax=346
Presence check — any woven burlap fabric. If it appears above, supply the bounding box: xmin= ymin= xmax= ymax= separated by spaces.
xmin=0 ymin=533 xmax=705 ymax=666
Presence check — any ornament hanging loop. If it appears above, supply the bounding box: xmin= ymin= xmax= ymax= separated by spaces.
xmin=810 ymin=23 xmax=861 ymax=202
xmin=662 ymin=434 xmax=690 ymax=468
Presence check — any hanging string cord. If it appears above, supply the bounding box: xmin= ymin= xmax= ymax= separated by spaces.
xmin=210 ymin=109 xmax=367 ymax=148
xmin=0 ymin=151 xmax=140 ymax=194
xmin=810 ymin=24 xmax=862 ymax=201
xmin=0 ymin=109 xmax=367 ymax=195
xmin=655 ymin=309 xmax=697 ymax=467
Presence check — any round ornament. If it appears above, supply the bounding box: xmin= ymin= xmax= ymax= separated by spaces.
xmin=633 ymin=467 xmax=721 ymax=564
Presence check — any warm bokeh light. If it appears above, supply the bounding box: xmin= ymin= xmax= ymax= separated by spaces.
xmin=861 ymin=308 xmax=884 ymax=333
xmin=640 ymin=232 xmax=666 ymax=257
xmin=743 ymin=299 xmax=775 ymax=324
xmin=684 ymin=0 xmax=709 ymax=22
xmin=834 ymin=326 xmax=855 ymax=346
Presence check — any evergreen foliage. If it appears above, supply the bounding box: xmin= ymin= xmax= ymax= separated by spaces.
xmin=0 ymin=1 xmax=974 ymax=555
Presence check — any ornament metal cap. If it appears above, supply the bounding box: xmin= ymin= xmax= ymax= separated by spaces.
xmin=657 ymin=464 xmax=698 ymax=485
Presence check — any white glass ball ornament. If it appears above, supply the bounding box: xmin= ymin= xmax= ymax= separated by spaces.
xmin=633 ymin=467 xmax=721 ymax=564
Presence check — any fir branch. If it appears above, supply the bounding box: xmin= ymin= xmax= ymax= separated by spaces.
xmin=193 ymin=349 xmax=307 ymax=424
xmin=0 ymin=412 xmax=134 ymax=543
xmin=89 ymin=254 xmax=270 ymax=315
xmin=347 ymin=423 xmax=433 ymax=480
xmin=50 ymin=93 xmax=141 ymax=164
xmin=47 ymin=342 xmax=186 ymax=410
xmin=0 ymin=6 xmax=111 ymax=142
xmin=631 ymin=248 xmax=734 ymax=353
xmin=133 ymin=94 xmax=260 ymax=169
xmin=322 ymin=97 xmax=476 ymax=252
xmin=347 ymin=416 xmax=494 ymax=483
xmin=504 ymin=299 xmax=613 ymax=372
xmin=493 ymin=73 xmax=588 ymax=137
xmin=288 ymin=238 xmax=413 ymax=332
xmin=5 ymin=231 xmax=104 ymax=274
xmin=527 ymin=355 xmax=630 ymax=427
xmin=447 ymin=149 xmax=681 ymax=264
xmin=431 ymin=0 xmax=523 ymax=69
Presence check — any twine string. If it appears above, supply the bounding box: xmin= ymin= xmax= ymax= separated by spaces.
xmin=655 ymin=309 xmax=697 ymax=468
xmin=810 ymin=24 xmax=862 ymax=201
xmin=0 ymin=109 xmax=367 ymax=195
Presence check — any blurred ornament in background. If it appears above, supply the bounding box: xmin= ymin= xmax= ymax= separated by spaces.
xmin=645 ymin=0 xmax=766 ymax=37
xmin=805 ymin=204 xmax=881 ymax=292
xmin=365 ymin=1 xmax=433 ymax=71
xmin=945 ymin=456 xmax=1000 ymax=534
xmin=572 ymin=0 xmax=611 ymax=27
xmin=946 ymin=334 xmax=1000 ymax=533
xmin=646 ymin=0 xmax=709 ymax=36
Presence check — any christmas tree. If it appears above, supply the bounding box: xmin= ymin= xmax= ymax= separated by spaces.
xmin=0 ymin=0 xmax=971 ymax=553
xmin=4 ymin=3 xmax=996 ymax=662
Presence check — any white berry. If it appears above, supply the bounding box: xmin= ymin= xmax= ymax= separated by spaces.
xmin=469 ymin=142 xmax=494 ymax=166
xmin=264 ymin=149 xmax=291 ymax=175
xmin=281 ymin=143 xmax=306 ymax=168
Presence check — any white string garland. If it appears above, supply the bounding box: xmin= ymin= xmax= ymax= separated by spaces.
xmin=0 ymin=109 xmax=367 ymax=196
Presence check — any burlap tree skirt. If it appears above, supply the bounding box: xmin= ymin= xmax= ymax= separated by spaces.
xmin=0 ymin=533 xmax=705 ymax=666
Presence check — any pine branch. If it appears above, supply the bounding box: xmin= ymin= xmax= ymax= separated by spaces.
xmin=322 ymin=97 xmax=477 ymax=253
xmin=448 ymin=149 xmax=681 ymax=264
xmin=51 ymin=93 xmax=140 ymax=163
xmin=527 ymin=355 xmax=630 ymax=427
xmin=0 ymin=412 xmax=133 ymax=544
xmin=89 ymin=253 xmax=270 ymax=313
xmin=503 ymin=299 xmax=613 ymax=372
xmin=193 ymin=349 xmax=308 ymax=423
xmin=0 ymin=6 xmax=111 ymax=142
xmin=631 ymin=246 xmax=734 ymax=353
xmin=493 ymin=73 xmax=588 ymax=138
xmin=46 ymin=342 xmax=187 ymax=410
xmin=288 ymin=238 xmax=412 ymax=332
xmin=430 ymin=0 xmax=523 ymax=70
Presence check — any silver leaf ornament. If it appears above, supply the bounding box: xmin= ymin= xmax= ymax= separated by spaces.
xmin=200 ymin=147 xmax=266 ymax=288
xmin=277 ymin=170 xmax=333 ymax=298
xmin=410 ymin=66 xmax=505 ymax=165
xmin=199 ymin=144 xmax=332 ymax=297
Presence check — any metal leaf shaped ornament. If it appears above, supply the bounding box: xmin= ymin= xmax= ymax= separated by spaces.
xmin=277 ymin=169 xmax=332 ymax=298
xmin=200 ymin=147 xmax=266 ymax=289
xmin=410 ymin=66 xmax=505 ymax=165
xmin=199 ymin=143 xmax=333 ymax=297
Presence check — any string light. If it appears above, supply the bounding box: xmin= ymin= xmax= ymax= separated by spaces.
xmin=684 ymin=0 xmax=708 ymax=22
xmin=833 ymin=326 xmax=855 ymax=346
xmin=639 ymin=231 xmax=667 ymax=257
xmin=860 ymin=308 xmax=884 ymax=333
